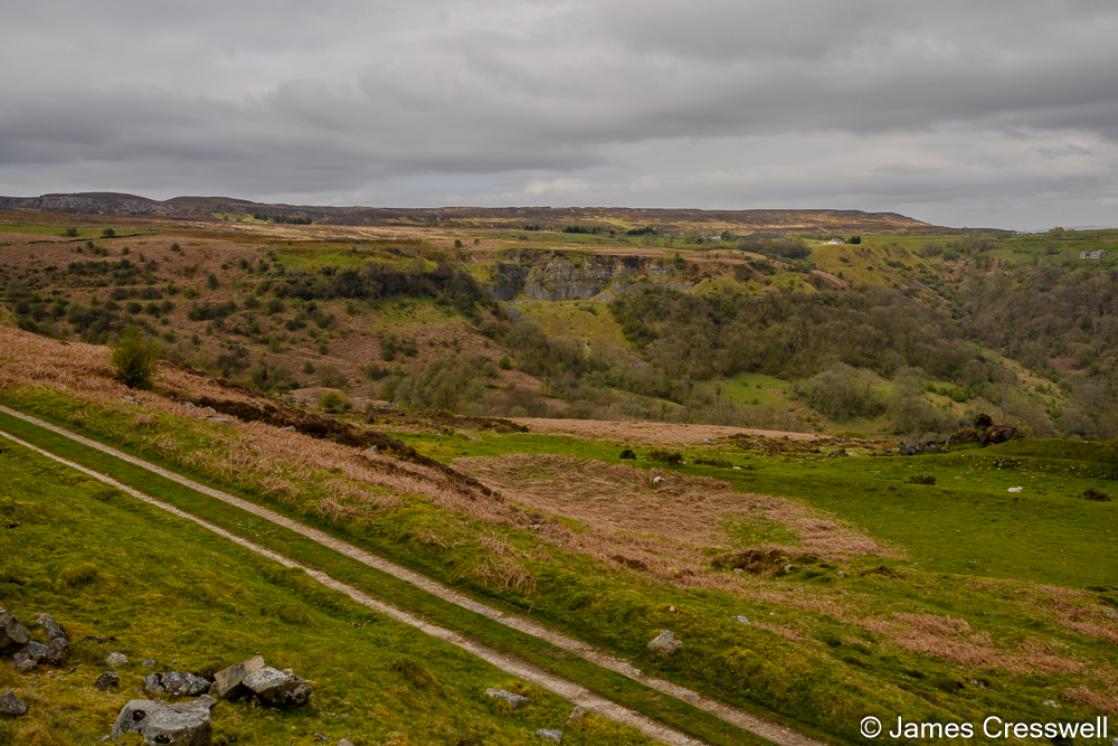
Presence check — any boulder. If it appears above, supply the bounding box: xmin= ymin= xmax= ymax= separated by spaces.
xmin=242 ymin=666 xmax=311 ymax=709
xmin=106 ymin=652 xmax=129 ymax=668
xmin=95 ymin=672 xmax=121 ymax=691
xmin=647 ymin=629 xmax=681 ymax=656
xmin=147 ymin=671 xmax=213 ymax=698
xmin=211 ymin=655 xmax=265 ymax=700
xmin=111 ymin=697 xmax=215 ymax=745
xmin=484 ymin=688 xmax=529 ymax=708
xmin=12 ymin=641 xmax=49 ymax=673
xmin=36 ymin=614 xmax=70 ymax=666
xmin=0 ymin=608 xmax=30 ymax=654
xmin=981 ymin=425 xmax=1017 ymax=445
xmin=0 ymin=690 xmax=28 ymax=718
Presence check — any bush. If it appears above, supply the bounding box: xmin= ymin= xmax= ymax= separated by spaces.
xmin=797 ymin=363 xmax=885 ymax=421
xmin=1081 ymin=488 xmax=1111 ymax=502
xmin=648 ymin=449 xmax=684 ymax=465
xmin=319 ymin=391 xmax=346 ymax=413
xmin=619 ymin=448 xmax=637 ymax=460
xmin=908 ymin=475 xmax=937 ymax=485
xmin=110 ymin=326 xmax=160 ymax=389
xmin=101 ymin=227 xmax=116 ymax=238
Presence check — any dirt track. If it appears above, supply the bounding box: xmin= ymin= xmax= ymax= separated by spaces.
xmin=0 ymin=404 xmax=828 ymax=746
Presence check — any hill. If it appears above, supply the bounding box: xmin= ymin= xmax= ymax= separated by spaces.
xmin=0 ymin=192 xmax=952 ymax=233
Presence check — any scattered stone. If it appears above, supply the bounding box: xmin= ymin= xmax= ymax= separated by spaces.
xmin=0 ymin=690 xmax=28 ymax=718
xmin=211 ymin=655 xmax=264 ymax=700
xmin=732 ymin=568 xmax=744 ymax=574
xmin=647 ymin=630 xmax=681 ymax=656
xmin=337 ymin=740 xmax=355 ymax=746
xmin=122 ymin=395 xmax=139 ymax=405
xmin=206 ymin=416 xmax=232 ymax=425
xmin=733 ymin=615 xmax=751 ymax=625
xmin=106 ymin=652 xmax=129 ymax=668
xmin=111 ymin=696 xmax=215 ymax=745
xmin=141 ymin=659 xmax=156 ymax=667
xmin=1101 ymin=607 xmax=1118 ymax=621
xmin=312 ymin=733 xmax=328 ymax=743
xmin=484 ymin=688 xmax=530 ymax=708
xmin=242 ymin=666 xmax=311 ymax=710
xmin=280 ymin=425 xmax=296 ymax=432
xmin=651 ymin=475 xmax=665 ymax=486
xmin=95 ymin=672 xmax=121 ymax=691
xmin=1042 ymin=699 xmax=1059 ymax=708
xmin=0 ymin=607 xmax=31 ymax=654
xmin=13 ymin=641 xmax=49 ymax=672
xmin=537 ymin=728 xmax=563 ymax=742
xmin=1007 ymin=486 xmax=1023 ymax=494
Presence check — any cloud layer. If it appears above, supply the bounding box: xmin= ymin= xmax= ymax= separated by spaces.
xmin=1 ymin=1 xmax=1116 ymax=228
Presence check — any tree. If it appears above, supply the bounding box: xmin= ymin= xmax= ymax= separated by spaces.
xmin=101 ymin=228 xmax=116 ymax=238
xmin=110 ymin=326 xmax=160 ymax=389
xmin=848 ymin=235 xmax=862 ymax=245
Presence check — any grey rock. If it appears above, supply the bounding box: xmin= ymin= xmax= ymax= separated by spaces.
xmin=106 ymin=652 xmax=129 ymax=668
xmin=212 ymin=655 xmax=265 ymax=700
xmin=1101 ymin=606 xmax=1118 ymax=621
xmin=149 ymin=671 xmax=213 ymax=698
xmin=484 ymin=687 xmax=529 ymax=708
xmin=0 ymin=607 xmax=30 ymax=654
xmin=537 ymin=728 xmax=563 ymax=742
xmin=242 ymin=666 xmax=310 ymax=709
xmin=0 ymin=690 xmax=28 ymax=718
xmin=1042 ymin=699 xmax=1059 ymax=708
xmin=36 ymin=613 xmax=67 ymax=643
xmin=647 ymin=630 xmax=681 ymax=656
xmin=141 ymin=659 xmax=156 ymax=667
xmin=206 ymin=416 xmax=232 ymax=425
xmin=338 ymin=740 xmax=355 ymax=746
xmin=111 ymin=697 xmax=214 ymax=745
xmin=733 ymin=615 xmax=751 ymax=626
xmin=95 ymin=672 xmax=121 ymax=691
xmin=44 ymin=636 xmax=70 ymax=666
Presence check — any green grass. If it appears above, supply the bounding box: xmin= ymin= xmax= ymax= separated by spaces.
xmin=0 ymin=224 xmax=103 ymax=238
xmin=3 ymin=387 xmax=1117 ymax=745
xmin=0 ymin=440 xmax=651 ymax=746
xmin=0 ymin=402 xmax=769 ymax=746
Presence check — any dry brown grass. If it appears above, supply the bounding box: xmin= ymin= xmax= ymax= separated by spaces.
xmin=862 ymin=612 xmax=1084 ymax=675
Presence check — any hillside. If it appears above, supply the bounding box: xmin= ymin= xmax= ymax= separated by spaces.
xmin=0 ymin=322 xmax=1115 ymax=744
xmin=1 ymin=208 xmax=1116 ymax=439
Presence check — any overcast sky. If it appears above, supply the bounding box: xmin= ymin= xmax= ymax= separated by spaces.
xmin=1 ymin=1 xmax=1116 ymax=229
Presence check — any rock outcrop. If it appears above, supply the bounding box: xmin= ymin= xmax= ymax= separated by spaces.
xmin=242 ymin=667 xmax=311 ymax=710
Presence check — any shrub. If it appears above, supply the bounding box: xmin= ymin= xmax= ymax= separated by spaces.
xmin=319 ymin=391 xmax=346 ymax=413
xmin=101 ymin=227 xmax=116 ymax=238
xmin=110 ymin=326 xmax=160 ymax=389
xmin=908 ymin=475 xmax=937 ymax=485
xmin=619 ymin=448 xmax=637 ymax=460
xmin=797 ymin=363 xmax=886 ymax=421
xmin=648 ymin=449 xmax=684 ymax=465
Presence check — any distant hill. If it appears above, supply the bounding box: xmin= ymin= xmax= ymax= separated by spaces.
xmin=0 ymin=191 xmax=957 ymax=233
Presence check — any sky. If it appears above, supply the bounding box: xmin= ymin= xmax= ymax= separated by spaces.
xmin=1 ymin=1 xmax=1116 ymax=230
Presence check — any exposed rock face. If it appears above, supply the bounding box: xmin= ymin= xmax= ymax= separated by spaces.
xmin=0 ymin=690 xmax=28 ymax=718
xmin=483 ymin=688 xmax=530 ymax=708
xmin=242 ymin=667 xmax=311 ymax=710
xmin=145 ymin=671 xmax=213 ymax=698
xmin=211 ymin=655 xmax=265 ymax=700
xmin=647 ymin=629 xmax=682 ymax=656
xmin=487 ymin=251 xmax=664 ymax=301
xmin=111 ymin=697 xmax=215 ymax=745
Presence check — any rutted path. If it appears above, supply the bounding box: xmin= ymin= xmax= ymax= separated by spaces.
xmin=0 ymin=405 xmax=827 ymax=746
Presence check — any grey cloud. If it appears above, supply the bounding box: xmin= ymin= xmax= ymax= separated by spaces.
xmin=0 ymin=0 xmax=1116 ymax=228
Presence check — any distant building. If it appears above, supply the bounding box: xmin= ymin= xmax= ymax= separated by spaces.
xmin=1080 ymin=249 xmax=1106 ymax=260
